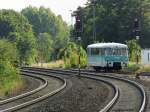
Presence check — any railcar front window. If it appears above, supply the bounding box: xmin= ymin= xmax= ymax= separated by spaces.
xmin=87 ymin=48 xmax=91 ymax=55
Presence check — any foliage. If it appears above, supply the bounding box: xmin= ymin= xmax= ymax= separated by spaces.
xmin=22 ymin=6 xmax=70 ymax=60
xmin=36 ymin=32 xmax=53 ymax=62
xmin=125 ymin=39 xmax=141 ymax=62
xmin=0 ymin=40 xmax=22 ymax=96
xmin=0 ymin=9 xmax=36 ymax=65
xmin=0 ymin=39 xmax=18 ymax=65
xmin=58 ymin=42 xmax=87 ymax=68
xmin=127 ymin=62 xmax=141 ymax=73
xmin=138 ymin=65 xmax=150 ymax=72
xmin=32 ymin=60 xmax=64 ymax=68
xmin=75 ymin=0 xmax=150 ymax=48
xmin=0 ymin=60 xmax=22 ymax=96
xmin=127 ymin=62 xmax=150 ymax=75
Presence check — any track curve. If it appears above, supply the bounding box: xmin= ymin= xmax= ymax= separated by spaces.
xmin=22 ymin=68 xmax=119 ymax=112
xmin=0 ymin=71 xmax=66 ymax=112
xmin=22 ymin=67 xmax=146 ymax=112
xmin=0 ymin=74 xmax=47 ymax=105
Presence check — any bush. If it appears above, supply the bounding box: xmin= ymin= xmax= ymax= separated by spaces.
xmin=126 ymin=39 xmax=141 ymax=62
xmin=0 ymin=40 xmax=22 ymax=96
xmin=127 ymin=62 xmax=140 ymax=73
xmin=0 ymin=60 xmax=22 ymax=96
xmin=58 ymin=42 xmax=87 ymax=68
xmin=0 ymin=39 xmax=18 ymax=65
xmin=136 ymin=65 xmax=150 ymax=74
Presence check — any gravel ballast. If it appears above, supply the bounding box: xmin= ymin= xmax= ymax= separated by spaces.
xmin=20 ymin=74 xmax=113 ymax=112
xmin=99 ymin=72 xmax=150 ymax=112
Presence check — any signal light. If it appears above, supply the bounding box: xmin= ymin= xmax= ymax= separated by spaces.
xmin=75 ymin=15 xmax=82 ymax=31
xmin=134 ymin=18 xmax=139 ymax=29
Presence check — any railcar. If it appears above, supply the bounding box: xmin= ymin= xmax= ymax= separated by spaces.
xmin=87 ymin=43 xmax=128 ymax=70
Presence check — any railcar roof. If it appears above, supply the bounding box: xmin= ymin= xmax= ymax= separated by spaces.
xmin=87 ymin=43 xmax=128 ymax=48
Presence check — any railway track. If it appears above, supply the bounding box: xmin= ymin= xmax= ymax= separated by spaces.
xmin=0 ymin=71 xmax=66 ymax=112
xmin=22 ymin=67 xmax=146 ymax=112
xmin=21 ymin=68 xmax=119 ymax=112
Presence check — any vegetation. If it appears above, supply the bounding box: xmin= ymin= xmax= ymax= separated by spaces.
xmin=1 ymin=1 xmax=150 ymax=95
xmin=22 ymin=6 xmax=70 ymax=60
xmin=0 ymin=7 xmax=71 ymax=96
xmin=32 ymin=60 xmax=65 ymax=68
xmin=36 ymin=32 xmax=53 ymax=63
xmin=138 ymin=65 xmax=150 ymax=72
xmin=125 ymin=39 xmax=141 ymax=62
xmin=0 ymin=40 xmax=22 ymax=96
xmin=74 ymin=0 xmax=150 ymax=49
xmin=58 ymin=42 xmax=87 ymax=68
xmin=127 ymin=62 xmax=150 ymax=76
xmin=0 ymin=9 xmax=36 ymax=65
xmin=127 ymin=62 xmax=141 ymax=73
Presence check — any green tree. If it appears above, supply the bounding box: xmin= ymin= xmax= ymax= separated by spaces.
xmin=0 ymin=39 xmax=21 ymax=96
xmin=0 ymin=39 xmax=18 ymax=64
xmin=76 ymin=0 xmax=150 ymax=48
xmin=0 ymin=9 xmax=37 ymax=65
xmin=126 ymin=39 xmax=141 ymax=62
xmin=58 ymin=42 xmax=87 ymax=68
xmin=37 ymin=33 xmax=53 ymax=63
xmin=22 ymin=6 xmax=70 ymax=60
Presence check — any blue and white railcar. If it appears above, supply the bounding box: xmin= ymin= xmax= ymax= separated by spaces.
xmin=87 ymin=43 xmax=128 ymax=70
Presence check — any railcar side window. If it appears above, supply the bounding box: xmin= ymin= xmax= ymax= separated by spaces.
xmin=121 ymin=48 xmax=128 ymax=55
xmin=91 ymin=48 xmax=99 ymax=55
xmin=106 ymin=48 xmax=112 ymax=55
xmin=99 ymin=48 xmax=105 ymax=55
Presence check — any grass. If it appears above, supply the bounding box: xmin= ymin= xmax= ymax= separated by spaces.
xmin=127 ymin=62 xmax=141 ymax=73
xmin=127 ymin=62 xmax=150 ymax=76
xmin=32 ymin=60 xmax=65 ymax=68
xmin=137 ymin=65 xmax=150 ymax=73
xmin=0 ymin=75 xmax=23 ymax=97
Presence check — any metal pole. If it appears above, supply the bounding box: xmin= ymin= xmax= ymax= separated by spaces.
xmin=93 ymin=4 xmax=96 ymax=42
xmin=136 ymin=37 xmax=139 ymax=64
xmin=78 ymin=37 xmax=81 ymax=77
xmin=39 ymin=33 xmax=43 ymax=67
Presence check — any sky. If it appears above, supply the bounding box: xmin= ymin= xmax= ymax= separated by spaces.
xmin=0 ymin=0 xmax=87 ymax=24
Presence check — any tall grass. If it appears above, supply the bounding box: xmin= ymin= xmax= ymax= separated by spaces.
xmin=127 ymin=62 xmax=150 ymax=75
xmin=0 ymin=78 xmax=23 ymax=96
xmin=32 ymin=60 xmax=65 ymax=68
xmin=0 ymin=61 xmax=23 ymax=97
xmin=138 ymin=65 xmax=150 ymax=73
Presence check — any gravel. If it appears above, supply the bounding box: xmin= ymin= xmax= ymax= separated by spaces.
xmin=19 ymin=74 xmax=112 ymax=112
xmin=100 ymin=72 xmax=150 ymax=112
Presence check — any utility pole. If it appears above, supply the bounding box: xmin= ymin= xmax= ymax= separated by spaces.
xmin=134 ymin=18 xmax=140 ymax=64
xmin=72 ymin=8 xmax=82 ymax=77
xmin=39 ymin=33 xmax=43 ymax=67
xmin=93 ymin=2 xmax=96 ymax=42
xmin=92 ymin=0 xmax=97 ymax=43
xmin=78 ymin=37 xmax=81 ymax=77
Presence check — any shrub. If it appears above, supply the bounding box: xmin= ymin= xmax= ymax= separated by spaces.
xmin=58 ymin=42 xmax=87 ymax=68
xmin=0 ymin=40 xmax=22 ymax=96
xmin=127 ymin=62 xmax=140 ymax=73
xmin=0 ymin=60 xmax=22 ymax=96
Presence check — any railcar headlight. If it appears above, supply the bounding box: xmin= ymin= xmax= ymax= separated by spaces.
xmin=123 ymin=62 xmax=127 ymax=67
